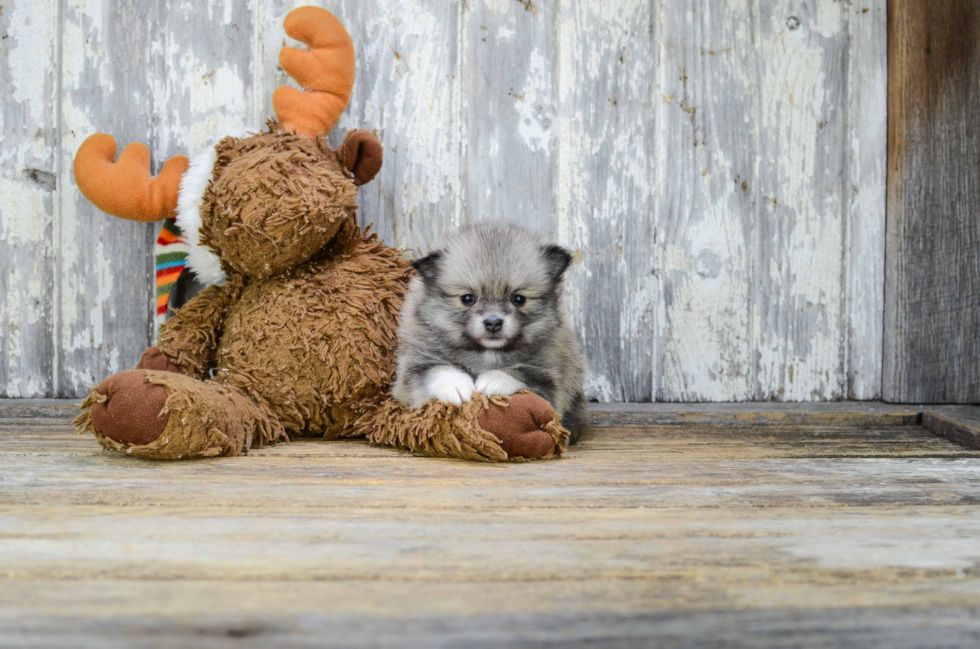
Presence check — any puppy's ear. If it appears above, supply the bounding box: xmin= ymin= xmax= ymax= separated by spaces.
xmin=541 ymin=244 xmax=573 ymax=282
xmin=411 ymin=251 xmax=443 ymax=283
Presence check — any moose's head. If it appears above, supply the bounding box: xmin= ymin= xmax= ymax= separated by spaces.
xmin=72 ymin=6 xmax=382 ymax=285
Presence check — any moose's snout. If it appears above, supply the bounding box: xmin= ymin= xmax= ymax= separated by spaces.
xmin=484 ymin=317 xmax=504 ymax=333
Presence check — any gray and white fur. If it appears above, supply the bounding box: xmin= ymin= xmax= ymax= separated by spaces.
xmin=392 ymin=222 xmax=588 ymax=443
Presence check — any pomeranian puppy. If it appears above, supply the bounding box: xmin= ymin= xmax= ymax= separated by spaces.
xmin=392 ymin=222 xmax=588 ymax=443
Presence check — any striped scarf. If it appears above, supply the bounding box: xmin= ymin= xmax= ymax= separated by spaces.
xmin=154 ymin=218 xmax=190 ymax=332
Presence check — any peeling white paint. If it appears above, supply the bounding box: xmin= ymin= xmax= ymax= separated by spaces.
xmin=6 ymin=0 xmax=56 ymax=123
xmin=3 ymin=264 xmax=25 ymax=397
xmin=334 ymin=1 xmax=460 ymax=254
xmin=514 ymin=50 xmax=555 ymax=154
xmin=497 ymin=25 xmax=515 ymax=40
xmin=845 ymin=0 xmax=887 ymax=399
xmin=482 ymin=0 xmax=516 ymax=16
xmin=1 ymin=0 xmax=58 ymax=396
xmin=752 ymin=0 xmax=846 ymax=401
xmin=584 ymin=373 xmax=615 ymax=403
xmin=0 ymin=178 xmax=49 ymax=244
xmin=1 ymin=0 xmax=887 ymax=399
xmin=559 ymin=0 xmax=654 ymax=401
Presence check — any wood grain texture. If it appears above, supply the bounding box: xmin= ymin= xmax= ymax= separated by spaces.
xmin=330 ymin=0 xmax=463 ymax=254
xmin=559 ymin=0 xmax=655 ymax=402
xmin=655 ymin=0 xmax=885 ymax=402
xmin=2 ymin=416 xmax=980 ymax=645
xmin=154 ymin=0 xmax=255 ymax=158
xmin=922 ymin=410 xmax=980 ymax=450
xmin=57 ymin=0 xmax=159 ymax=396
xmin=655 ymin=0 xmax=756 ymax=401
xmin=4 ymin=600 xmax=980 ymax=649
xmin=0 ymin=0 xmax=58 ymax=397
xmin=753 ymin=0 xmax=847 ymax=401
xmin=590 ymin=403 xmax=921 ymax=427
xmin=3 ymin=425 xmax=980 ymax=511
xmin=462 ymin=0 xmax=556 ymax=236
xmin=0 ymin=398 xmax=927 ymax=428
xmin=884 ymin=0 xmax=980 ymax=403
xmin=845 ymin=0 xmax=887 ymax=399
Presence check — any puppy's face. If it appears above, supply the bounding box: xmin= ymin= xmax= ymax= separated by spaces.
xmin=412 ymin=225 xmax=572 ymax=352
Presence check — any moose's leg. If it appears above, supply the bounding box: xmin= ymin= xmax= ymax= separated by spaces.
xmin=135 ymin=347 xmax=186 ymax=374
xmin=74 ymin=370 xmax=286 ymax=460
xmin=359 ymin=392 xmax=570 ymax=462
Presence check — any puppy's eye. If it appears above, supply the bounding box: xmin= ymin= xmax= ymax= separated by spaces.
xmin=511 ymin=294 xmax=526 ymax=307
xmin=460 ymin=294 xmax=476 ymax=306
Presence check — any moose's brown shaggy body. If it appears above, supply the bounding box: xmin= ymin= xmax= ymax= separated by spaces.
xmin=70 ymin=7 xmax=571 ymax=462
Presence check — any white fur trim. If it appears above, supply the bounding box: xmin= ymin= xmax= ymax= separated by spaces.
xmin=174 ymin=127 xmax=260 ymax=287
xmin=175 ymin=146 xmax=225 ymax=286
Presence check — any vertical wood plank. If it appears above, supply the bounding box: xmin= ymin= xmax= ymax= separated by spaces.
xmin=154 ymin=1 xmax=255 ymax=160
xmin=655 ymin=0 xmax=756 ymax=401
xmin=657 ymin=0 xmax=872 ymax=402
xmin=884 ymin=0 xmax=980 ymax=403
xmin=265 ymin=0 xmax=462 ymax=255
xmin=844 ymin=0 xmax=887 ymax=400
xmin=752 ymin=0 xmax=847 ymax=401
xmin=0 ymin=0 xmax=58 ymax=397
xmin=57 ymin=0 xmax=160 ymax=396
xmin=461 ymin=0 xmax=557 ymax=236
xmin=558 ymin=0 xmax=655 ymax=402
xmin=148 ymin=1 xmax=256 ymax=329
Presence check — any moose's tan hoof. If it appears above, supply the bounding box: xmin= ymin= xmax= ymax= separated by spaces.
xmin=90 ymin=371 xmax=170 ymax=446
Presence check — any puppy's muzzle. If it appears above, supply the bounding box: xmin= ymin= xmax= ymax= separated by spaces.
xmin=483 ymin=317 xmax=504 ymax=334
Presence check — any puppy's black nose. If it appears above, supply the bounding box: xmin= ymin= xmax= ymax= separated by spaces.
xmin=483 ymin=317 xmax=504 ymax=333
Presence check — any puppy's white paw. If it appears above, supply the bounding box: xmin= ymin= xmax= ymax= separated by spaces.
xmin=425 ymin=366 xmax=476 ymax=406
xmin=475 ymin=370 xmax=527 ymax=397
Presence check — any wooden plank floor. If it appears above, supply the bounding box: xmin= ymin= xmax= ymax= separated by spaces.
xmin=2 ymin=403 xmax=980 ymax=647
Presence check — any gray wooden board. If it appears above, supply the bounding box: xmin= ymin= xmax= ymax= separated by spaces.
xmin=0 ymin=398 xmax=933 ymax=426
xmin=2 ymin=416 xmax=980 ymax=646
xmin=0 ymin=0 xmax=58 ymax=398
xmin=328 ymin=0 xmax=463 ymax=254
xmin=845 ymin=0 xmax=888 ymax=400
xmin=462 ymin=0 xmax=557 ymax=238
xmin=8 ymin=398 xmax=980 ymax=432
xmin=57 ymin=0 xmax=160 ymax=397
xmin=753 ymin=0 xmax=848 ymax=401
xmin=560 ymin=0 xmax=656 ymax=403
xmin=656 ymin=0 xmax=757 ymax=402
xmin=884 ymin=0 xmax=980 ymax=403
xmin=1 ymin=1 xmax=891 ymax=401
xmin=3 ymin=606 xmax=980 ymax=649
xmin=153 ymin=1 xmax=257 ymax=177
xmin=655 ymin=0 xmax=887 ymax=402
xmin=922 ymin=410 xmax=980 ymax=451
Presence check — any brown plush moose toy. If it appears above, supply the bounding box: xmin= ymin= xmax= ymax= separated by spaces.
xmin=71 ymin=6 xmax=569 ymax=461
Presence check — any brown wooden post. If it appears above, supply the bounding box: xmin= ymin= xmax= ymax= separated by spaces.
xmin=885 ymin=0 xmax=980 ymax=403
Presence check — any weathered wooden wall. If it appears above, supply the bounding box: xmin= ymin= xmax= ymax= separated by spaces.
xmin=1 ymin=0 xmax=891 ymax=401
xmin=884 ymin=0 xmax=980 ymax=403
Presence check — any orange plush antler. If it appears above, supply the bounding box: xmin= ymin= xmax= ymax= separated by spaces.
xmin=273 ymin=6 xmax=355 ymax=138
xmin=73 ymin=134 xmax=189 ymax=222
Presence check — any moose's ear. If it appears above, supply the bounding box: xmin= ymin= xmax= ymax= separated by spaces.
xmin=411 ymin=251 xmax=443 ymax=283
xmin=541 ymin=244 xmax=573 ymax=281
xmin=339 ymin=129 xmax=383 ymax=186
